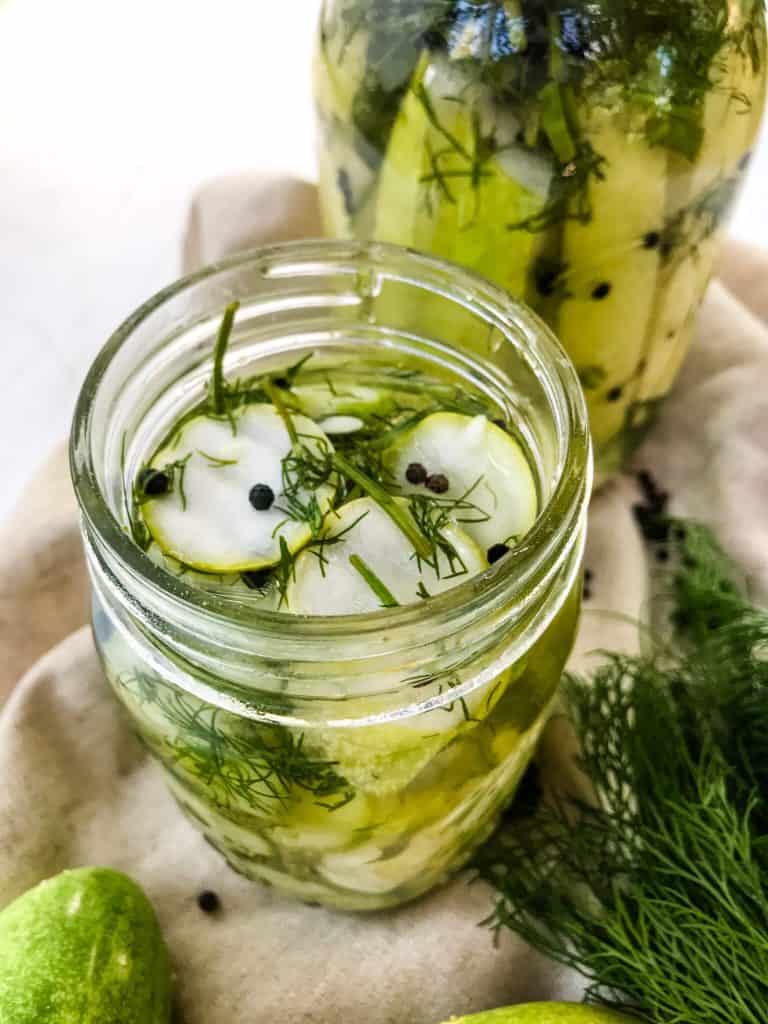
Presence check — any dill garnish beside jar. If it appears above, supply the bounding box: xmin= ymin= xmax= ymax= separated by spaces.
xmin=314 ymin=0 xmax=767 ymax=477
xmin=70 ymin=241 xmax=590 ymax=911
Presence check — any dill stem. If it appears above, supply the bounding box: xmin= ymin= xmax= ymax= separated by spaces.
xmin=264 ymin=379 xmax=299 ymax=446
xmin=210 ymin=301 xmax=240 ymax=415
xmin=331 ymin=451 xmax=432 ymax=560
xmin=349 ymin=555 xmax=400 ymax=608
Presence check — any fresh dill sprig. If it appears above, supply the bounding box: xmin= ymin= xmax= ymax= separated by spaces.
xmin=349 ymin=554 xmax=400 ymax=608
xmin=210 ymin=301 xmax=240 ymax=416
xmin=407 ymin=479 xmax=490 ymax=579
xmin=277 ymin=435 xmax=338 ymax=536
xmin=331 ymin=450 xmax=432 ymax=560
xmin=277 ymin=351 xmax=314 ymax=388
xmin=197 ymin=450 xmax=239 ymax=469
xmin=121 ymin=669 xmax=354 ymax=813
xmin=263 ymin=377 xmax=300 ymax=446
xmin=509 ymin=141 xmax=606 ymax=234
xmin=272 ymin=535 xmax=299 ymax=610
xmin=134 ymin=454 xmax=193 ymax=511
xmin=473 ymin=519 xmax=768 ymax=1022
xmin=270 ymin=511 xmax=371 ymax=608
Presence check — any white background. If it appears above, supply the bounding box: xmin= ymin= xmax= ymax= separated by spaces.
xmin=2 ymin=0 xmax=767 ymax=521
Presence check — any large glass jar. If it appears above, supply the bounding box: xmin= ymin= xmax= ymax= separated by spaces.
xmin=70 ymin=241 xmax=590 ymax=911
xmin=314 ymin=0 xmax=767 ymax=476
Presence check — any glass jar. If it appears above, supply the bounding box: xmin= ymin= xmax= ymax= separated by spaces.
xmin=70 ymin=240 xmax=590 ymax=911
xmin=314 ymin=0 xmax=767 ymax=478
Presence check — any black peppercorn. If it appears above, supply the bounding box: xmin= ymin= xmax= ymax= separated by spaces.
xmin=242 ymin=569 xmax=271 ymax=590
xmin=492 ymin=418 xmax=508 ymax=432
xmin=591 ymin=282 xmax=612 ymax=300
xmin=606 ymin=386 xmax=623 ymax=402
xmin=405 ymin=462 xmax=428 ymax=485
xmin=249 ymin=483 xmax=275 ymax=511
xmin=487 ymin=543 xmax=510 ymax=564
xmin=197 ymin=890 xmax=220 ymax=914
xmin=425 ymin=473 xmax=449 ymax=494
xmin=138 ymin=467 xmax=170 ymax=497
xmin=643 ymin=231 xmax=661 ymax=249
xmin=656 ymin=547 xmax=670 ymax=563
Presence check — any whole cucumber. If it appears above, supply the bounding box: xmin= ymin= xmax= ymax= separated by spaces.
xmin=0 ymin=867 xmax=172 ymax=1023
xmin=440 ymin=1005 xmax=636 ymax=1024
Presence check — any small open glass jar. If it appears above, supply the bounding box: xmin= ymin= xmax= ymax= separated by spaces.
xmin=70 ymin=240 xmax=590 ymax=911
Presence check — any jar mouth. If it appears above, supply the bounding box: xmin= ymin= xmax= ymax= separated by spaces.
xmin=70 ymin=239 xmax=591 ymax=642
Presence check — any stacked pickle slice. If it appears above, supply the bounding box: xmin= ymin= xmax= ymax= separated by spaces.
xmin=133 ymin=343 xmax=538 ymax=614
xmin=315 ymin=0 xmax=766 ymax=469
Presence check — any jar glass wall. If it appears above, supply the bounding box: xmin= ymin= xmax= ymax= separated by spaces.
xmin=314 ymin=0 xmax=767 ymax=478
xmin=71 ymin=241 xmax=590 ymax=911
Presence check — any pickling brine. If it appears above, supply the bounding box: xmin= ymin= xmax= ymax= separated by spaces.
xmin=71 ymin=242 xmax=590 ymax=910
xmin=314 ymin=0 xmax=767 ymax=476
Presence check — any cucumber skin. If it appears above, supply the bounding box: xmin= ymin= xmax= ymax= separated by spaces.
xmin=0 ymin=868 xmax=172 ymax=1024
xmin=441 ymin=1004 xmax=635 ymax=1024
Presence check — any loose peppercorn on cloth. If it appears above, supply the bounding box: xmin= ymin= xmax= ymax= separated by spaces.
xmin=2 ymin=174 xmax=768 ymax=1023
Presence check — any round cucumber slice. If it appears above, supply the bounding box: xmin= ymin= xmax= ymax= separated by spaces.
xmin=383 ymin=413 xmax=538 ymax=553
xmin=141 ymin=404 xmax=335 ymax=573
xmin=285 ymin=496 xmax=486 ymax=615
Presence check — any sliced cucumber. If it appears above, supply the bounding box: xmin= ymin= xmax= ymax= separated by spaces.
xmin=373 ymin=54 xmax=551 ymax=298
xmin=314 ymin=22 xmax=377 ymax=237
xmin=636 ymin=236 xmax=718 ymax=403
xmin=286 ymin=496 xmax=486 ymax=615
xmin=309 ymin=722 xmax=452 ymax=798
xmin=638 ymin=43 xmax=755 ymax=405
xmin=556 ymin=108 xmax=667 ymax=449
xmin=141 ymin=405 xmax=335 ymax=573
xmin=383 ymin=412 xmax=538 ymax=553
xmin=165 ymin=776 xmax=274 ymax=856
xmin=270 ymin=790 xmax=375 ymax=853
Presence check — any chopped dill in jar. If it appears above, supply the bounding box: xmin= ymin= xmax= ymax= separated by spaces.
xmin=129 ymin=306 xmax=542 ymax=616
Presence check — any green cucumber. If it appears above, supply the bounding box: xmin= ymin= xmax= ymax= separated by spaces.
xmin=141 ymin=404 xmax=336 ymax=573
xmin=314 ymin=24 xmax=378 ymax=237
xmin=555 ymin=107 xmax=667 ymax=450
xmin=373 ymin=54 xmax=551 ymax=299
xmin=637 ymin=43 xmax=759 ymax=405
xmin=0 ymin=868 xmax=171 ymax=1024
xmin=383 ymin=412 xmax=538 ymax=553
xmin=286 ymin=496 xmax=485 ymax=615
xmin=439 ymin=1005 xmax=635 ymax=1024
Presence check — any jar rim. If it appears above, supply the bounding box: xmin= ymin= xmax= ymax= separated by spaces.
xmin=70 ymin=239 xmax=591 ymax=644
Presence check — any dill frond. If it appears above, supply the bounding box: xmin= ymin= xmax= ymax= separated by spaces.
xmin=474 ymin=519 xmax=768 ymax=1022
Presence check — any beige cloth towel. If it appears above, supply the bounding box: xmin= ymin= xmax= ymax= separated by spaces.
xmin=1 ymin=173 xmax=767 ymax=1023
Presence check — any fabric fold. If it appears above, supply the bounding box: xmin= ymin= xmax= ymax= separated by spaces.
xmin=1 ymin=174 xmax=766 ymax=1023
